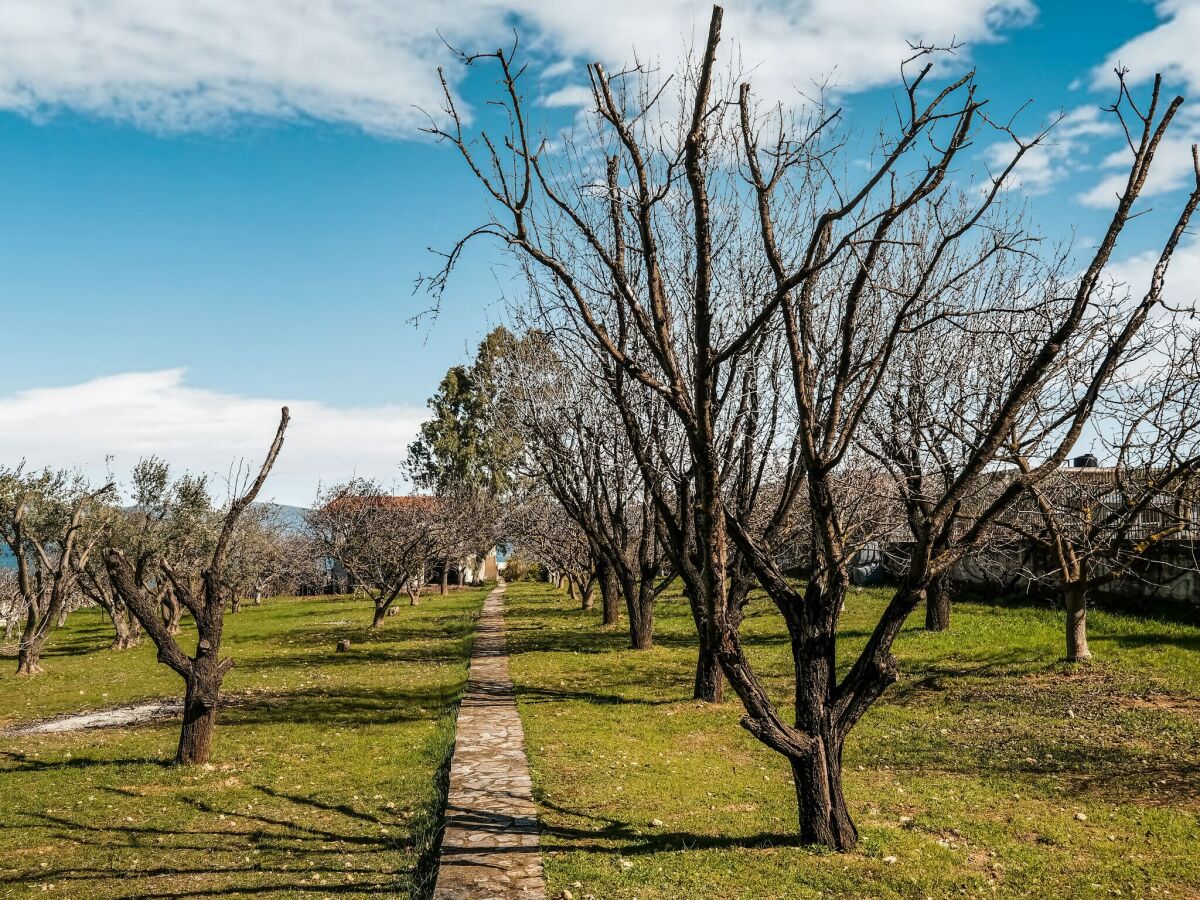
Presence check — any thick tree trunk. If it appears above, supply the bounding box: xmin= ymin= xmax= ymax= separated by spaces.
xmin=685 ymin=586 xmax=724 ymax=702
xmin=177 ymin=658 xmax=220 ymax=766
xmin=1065 ymin=583 xmax=1091 ymax=662
xmin=924 ymin=575 xmax=951 ymax=632
xmin=16 ymin=637 xmax=44 ymax=676
xmin=253 ymin=590 xmax=263 ymax=606
xmin=627 ymin=584 xmax=654 ymax=650
xmin=693 ymin=639 xmax=724 ymax=702
xmin=598 ymin=562 xmax=620 ymax=626
xmin=230 ymin=595 xmax=242 ymax=614
xmin=790 ymin=736 xmax=857 ymax=850
xmin=440 ymin=562 xmax=450 ymax=597
xmin=579 ymin=575 xmax=595 ymax=611
xmin=371 ymin=602 xmax=388 ymax=628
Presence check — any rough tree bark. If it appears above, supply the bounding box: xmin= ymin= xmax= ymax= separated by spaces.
xmin=925 ymin=574 xmax=951 ymax=632
xmin=597 ymin=560 xmax=621 ymax=625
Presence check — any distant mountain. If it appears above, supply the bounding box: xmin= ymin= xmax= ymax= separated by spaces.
xmin=0 ymin=503 xmax=311 ymax=570
xmin=257 ymin=502 xmax=311 ymax=533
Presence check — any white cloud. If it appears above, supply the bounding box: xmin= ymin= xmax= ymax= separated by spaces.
xmin=985 ymin=105 xmax=1118 ymax=196
xmin=1080 ymin=0 xmax=1200 ymax=209
xmin=0 ymin=369 xmax=421 ymax=507
xmin=1103 ymin=232 xmax=1200 ymax=314
xmin=1092 ymin=0 xmax=1200 ymax=94
xmin=1078 ymin=129 xmax=1199 ymax=209
xmin=0 ymin=0 xmax=1036 ymax=137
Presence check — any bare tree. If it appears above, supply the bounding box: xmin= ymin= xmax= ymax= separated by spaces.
xmin=428 ymin=4 xmax=1199 ymax=848
xmin=999 ymin=330 xmax=1200 ymax=660
xmin=503 ymin=486 xmax=595 ymax=607
xmin=308 ymin=480 xmax=451 ymax=626
xmin=0 ymin=467 xmax=114 ymax=675
xmin=105 ymin=408 xmax=289 ymax=765
xmin=224 ymin=506 xmax=322 ymax=611
xmin=502 ymin=341 xmax=673 ymax=648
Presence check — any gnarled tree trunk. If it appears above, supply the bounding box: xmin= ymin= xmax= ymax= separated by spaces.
xmin=177 ymin=652 xmax=221 ymax=765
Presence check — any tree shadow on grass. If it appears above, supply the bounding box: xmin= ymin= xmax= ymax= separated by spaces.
xmin=0 ymin=781 xmax=420 ymax=897
xmin=512 ymin=684 xmax=682 ymax=707
xmin=1103 ymin=631 xmax=1200 ymax=654
xmin=535 ymin=798 xmax=807 ymax=856
xmin=0 ymin=749 xmax=171 ymax=774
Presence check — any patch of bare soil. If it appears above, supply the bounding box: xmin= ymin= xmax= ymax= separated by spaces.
xmin=1 ymin=699 xmax=182 ymax=736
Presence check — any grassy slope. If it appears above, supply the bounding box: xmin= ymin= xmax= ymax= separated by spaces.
xmin=505 ymin=581 xmax=1200 ymax=900
xmin=0 ymin=588 xmax=488 ymax=899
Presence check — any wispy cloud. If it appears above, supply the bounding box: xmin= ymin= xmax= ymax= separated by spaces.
xmin=1080 ymin=0 xmax=1200 ymax=209
xmin=1104 ymin=232 xmax=1200 ymax=314
xmin=1092 ymin=0 xmax=1199 ymax=94
xmin=0 ymin=370 xmax=421 ymax=506
xmin=984 ymin=105 xmax=1118 ymax=197
xmin=0 ymin=1 xmax=1036 ymax=137
xmin=1078 ymin=127 xmax=1200 ymax=209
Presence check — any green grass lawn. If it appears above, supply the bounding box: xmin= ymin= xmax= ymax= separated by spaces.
xmin=0 ymin=587 xmax=488 ymax=899
xmin=504 ymin=581 xmax=1200 ymax=900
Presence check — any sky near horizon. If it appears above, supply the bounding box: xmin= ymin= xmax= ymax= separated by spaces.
xmin=0 ymin=0 xmax=1197 ymax=505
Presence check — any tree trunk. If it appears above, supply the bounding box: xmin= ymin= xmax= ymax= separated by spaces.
xmin=162 ymin=593 xmax=183 ymax=635
xmin=1065 ymin=583 xmax=1091 ymax=662
xmin=109 ymin=607 xmax=138 ymax=650
xmin=253 ymin=590 xmax=263 ymax=606
xmin=441 ymin=561 xmax=450 ymax=597
xmin=924 ymin=575 xmax=951 ymax=632
xmin=177 ymin=658 xmax=220 ymax=766
xmin=792 ymin=597 xmax=858 ymax=850
xmin=579 ymin=575 xmax=595 ymax=611
xmin=230 ymin=595 xmax=242 ymax=614
xmin=684 ymin=585 xmax=723 ymax=702
xmin=598 ymin=561 xmax=620 ymax=625
xmin=371 ymin=602 xmax=388 ymax=628
xmin=693 ymin=629 xmax=724 ymax=702
xmin=627 ymin=584 xmax=654 ymax=650
xmin=790 ymin=736 xmax=857 ymax=850
xmin=15 ymin=606 xmax=45 ymax=676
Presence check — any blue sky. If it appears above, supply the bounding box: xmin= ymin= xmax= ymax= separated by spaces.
xmin=0 ymin=0 xmax=1196 ymax=505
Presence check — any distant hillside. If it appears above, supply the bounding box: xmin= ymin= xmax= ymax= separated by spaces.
xmin=257 ymin=503 xmax=311 ymax=532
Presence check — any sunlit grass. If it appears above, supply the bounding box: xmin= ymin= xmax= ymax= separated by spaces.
xmin=506 ymin=581 xmax=1200 ymax=899
xmin=0 ymin=588 xmax=488 ymax=899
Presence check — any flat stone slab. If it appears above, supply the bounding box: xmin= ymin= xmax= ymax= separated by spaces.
xmin=433 ymin=583 xmax=546 ymax=900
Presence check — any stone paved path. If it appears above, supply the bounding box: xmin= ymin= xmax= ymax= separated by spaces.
xmin=433 ymin=582 xmax=547 ymax=900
